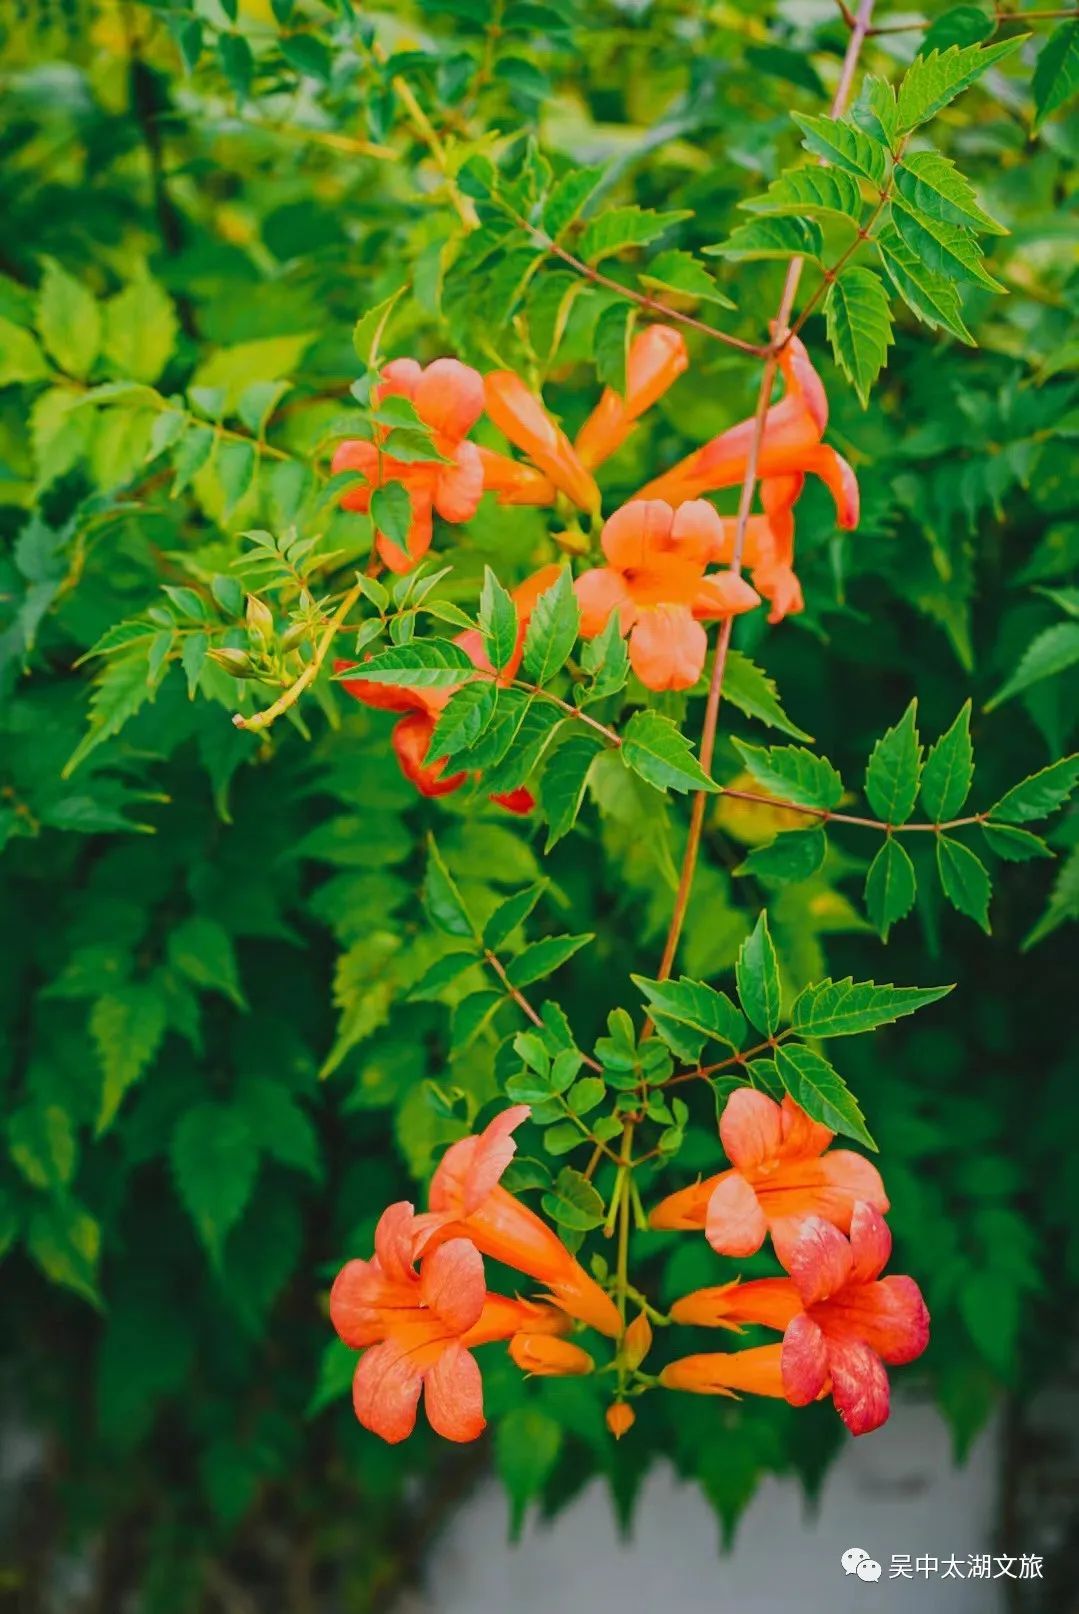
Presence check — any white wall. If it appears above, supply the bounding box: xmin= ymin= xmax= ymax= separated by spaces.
xmin=402 ymin=1400 xmax=1003 ymax=1614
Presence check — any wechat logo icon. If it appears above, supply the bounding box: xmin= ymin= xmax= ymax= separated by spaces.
xmin=842 ymin=1547 xmax=883 ymax=1582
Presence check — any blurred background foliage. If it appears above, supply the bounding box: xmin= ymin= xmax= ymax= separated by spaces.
xmin=0 ymin=0 xmax=1077 ymax=1608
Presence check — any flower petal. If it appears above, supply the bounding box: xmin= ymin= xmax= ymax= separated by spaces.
xmin=374 ymin=1201 xmax=419 ymax=1284
xmin=420 ymin=1237 xmax=487 ymax=1334
xmin=377 ymin=358 xmax=422 ymax=402
xmin=484 ymin=373 xmax=599 ymax=511
xmin=705 ymin=1170 xmax=768 ymax=1258
xmin=334 ymin=659 xmax=436 ymax=717
xmin=780 ymin=1215 xmax=854 ymax=1306
xmin=827 ymin=1336 xmax=891 ymax=1436
xmin=423 ymin=1342 xmax=486 ymax=1442
xmin=477 ymin=446 xmax=557 ymax=505
xmin=778 ymin=1095 xmax=833 ymax=1159
xmin=414 ymin=358 xmax=484 ymax=440
xmin=690 ymin=571 xmax=760 ymax=621
xmin=331 ymin=439 xmax=378 ymax=510
xmin=461 ymin=1294 xmax=570 ymax=1347
xmin=781 ymin=1313 xmax=829 ymax=1406
xmin=648 ymin=1174 xmax=721 ymax=1231
xmin=669 ymin=498 xmax=724 ymax=565
xmin=434 ymin=440 xmax=484 ymax=523
xmin=575 ymin=566 xmax=637 ymax=638
xmin=576 ymin=326 xmax=688 ymax=469
xmin=671 ymin=1276 xmax=801 ymax=1332
xmin=720 ymin=1087 xmax=784 ymax=1172
xmin=848 ymin=1200 xmax=892 ymax=1284
xmin=601 ymin=499 xmax=674 ymax=569
xmin=330 ymin=1258 xmax=397 ymax=1348
xmin=628 ymin=605 xmax=707 ymax=691
xmin=352 ymin=1339 xmax=424 ymax=1443
xmin=392 ymin=711 xmax=468 ymax=798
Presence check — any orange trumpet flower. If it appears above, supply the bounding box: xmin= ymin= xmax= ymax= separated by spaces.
xmin=670 ymin=1275 xmax=802 ymax=1332
xmin=574 ymin=499 xmax=759 ymax=692
xmin=575 ymin=325 xmax=689 ymax=469
xmin=781 ymin=1203 xmax=930 ymax=1435
xmin=332 ymin=357 xmax=485 ymax=573
xmin=336 ymin=564 xmax=561 ymax=810
xmin=660 ymin=1343 xmax=788 ymax=1401
xmin=649 ymin=1088 xmax=888 ymax=1264
xmin=635 ymin=335 xmax=859 ymax=533
xmin=415 ymin=1106 xmax=622 ymax=1338
xmin=509 ymin=1333 xmax=595 ymax=1376
xmin=329 ymin=1200 xmax=490 ymax=1444
xmin=483 ymin=371 xmax=600 ymax=513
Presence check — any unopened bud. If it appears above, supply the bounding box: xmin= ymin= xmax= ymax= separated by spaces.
xmin=207 ymin=646 xmax=259 ymax=678
xmin=278 ymin=619 xmax=310 ymax=653
xmin=606 ymin=1402 xmax=635 ymax=1440
xmin=245 ymin=594 xmax=274 ymax=642
xmin=623 ymin=1311 xmax=653 ymax=1370
xmin=509 ymin=1333 xmax=594 ymax=1378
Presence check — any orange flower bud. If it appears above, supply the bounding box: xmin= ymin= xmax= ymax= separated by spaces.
xmin=509 ymin=1332 xmax=595 ymax=1377
xmin=606 ymin=1402 xmax=636 ymax=1439
xmin=622 ymin=1311 xmax=653 ymax=1370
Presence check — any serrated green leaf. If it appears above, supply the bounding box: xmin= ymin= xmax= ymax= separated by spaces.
xmin=579 ymin=612 xmax=629 ymax=702
xmin=920 ymin=701 xmax=974 ymax=821
xmin=539 ymin=732 xmax=603 ymax=849
xmin=865 ymin=701 xmax=923 ymax=824
xmin=736 ymin=912 xmax=781 ymax=1037
xmin=731 ymin=739 xmax=843 ymax=810
xmin=1023 ymin=842 xmax=1079 ymax=949
xmin=621 ymin=710 xmax=717 ymax=795
xmin=352 ymin=286 xmax=405 ymax=368
xmin=9 ymin=1103 xmax=76 ymax=1190
xmin=505 ymin=933 xmax=593 ymax=988
xmin=988 ymin=756 xmax=1079 ymax=823
xmin=736 ymin=826 xmax=827 ymax=883
xmin=1032 ymin=22 xmax=1079 ymax=128
xmin=577 ymin=206 xmax=691 ymax=265
xmin=483 ymin=883 xmax=546 ymax=952
xmin=479 ymin=565 xmax=519 ymax=671
xmin=171 ymin=1103 xmax=258 ymax=1266
xmin=985 ymin=622 xmax=1079 ymax=710
xmin=522 ymin=566 xmax=579 ymax=684
xmin=791 ymin=977 xmax=953 ymax=1038
xmin=722 ymin=652 xmax=812 ymax=741
xmin=894 ymin=152 xmax=1006 ymax=237
xmin=825 ymin=266 xmax=893 ymax=407
xmin=891 ymin=201 xmax=1004 ymax=293
xmin=638 ymin=249 xmax=735 ymax=309
xmin=91 ymin=984 xmax=168 ymax=1133
xmin=774 ymin=1044 xmax=875 ymax=1149
xmin=426 ymin=682 xmax=499 ymax=765
xmin=708 ymin=216 xmax=823 ymax=263
xmin=370 ymin=481 xmax=412 ymax=548
xmin=864 ymin=838 xmax=917 ymax=939
xmin=921 ymin=6 xmax=995 ymax=55
xmin=791 ymin=112 xmax=888 ymax=184
xmin=424 ymin=835 xmax=475 ymax=938
xmin=632 ymin=975 xmax=746 ymax=1052
xmin=980 ymin=822 xmax=1053 ymax=862
xmin=592 ymin=300 xmax=633 ymax=393
xmin=937 ymin=835 xmax=992 ymax=931
xmin=743 ymin=166 xmax=864 ymax=223
xmin=544 ymin=165 xmax=606 ymax=237
xmin=168 ymin=916 xmax=246 ymax=1009
xmin=541 ymin=1166 xmax=605 ymax=1230
xmin=337 ymin=638 xmax=474 ymax=688
xmin=895 ymin=38 xmax=1027 ymax=133
xmin=38 ymin=257 xmax=101 ymax=379
xmin=0 ymin=314 xmax=49 ymax=384
xmin=876 ymin=224 xmax=974 ymax=343
xmin=27 ymin=1200 xmax=101 ymax=1306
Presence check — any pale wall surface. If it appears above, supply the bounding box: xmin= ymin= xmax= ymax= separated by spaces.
xmin=401 ymin=1400 xmax=1005 ymax=1614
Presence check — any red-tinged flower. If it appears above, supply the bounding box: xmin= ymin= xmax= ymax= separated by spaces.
xmin=779 ymin=1203 xmax=930 ymax=1436
xmin=332 ymin=357 xmax=485 ymax=574
xmin=606 ymin=1402 xmax=636 ymax=1439
xmin=574 ymin=499 xmax=759 ymax=692
xmin=575 ymin=325 xmax=689 ymax=470
xmin=660 ymin=1343 xmax=788 ymax=1401
xmin=509 ymin=1333 xmax=596 ymax=1376
xmin=461 ymin=1293 xmax=572 ymax=1347
xmin=669 ymin=1276 xmax=802 ymax=1333
xmin=483 ymin=371 xmax=601 ymax=513
xmin=329 ymin=1200 xmax=488 ymax=1444
xmin=476 ymin=446 xmax=558 ymax=507
xmin=635 ymin=335 xmax=859 ymax=534
xmin=708 ymin=473 xmax=805 ymax=625
xmin=336 ymin=564 xmax=562 ymax=810
xmin=649 ymin=1088 xmax=888 ymax=1263
xmin=415 ymin=1105 xmax=623 ymax=1339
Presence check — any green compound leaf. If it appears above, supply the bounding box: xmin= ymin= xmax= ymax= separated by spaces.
xmin=865 ymin=837 xmax=917 ymax=940
xmin=937 ymin=835 xmax=992 ymax=933
xmin=920 ymin=701 xmax=974 ymax=822
xmin=865 ymin=700 xmax=923 ymax=825
xmin=774 ymin=1044 xmax=876 ymax=1150
xmin=736 ymin=911 xmax=781 ymax=1037
xmin=621 ymin=710 xmax=717 ymax=795
xmin=791 ymin=977 xmax=953 ymax=1038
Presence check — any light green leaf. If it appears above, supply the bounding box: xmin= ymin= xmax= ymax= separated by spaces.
xmin=579 ymin=612 xmax=629 ymax=702
xmin=825 ymin=266 xmax=894 ymax=407
xmin=38 ymin=257 xmax=101 ymax=379
xmin=864 ymin=838 xmax=917 ymax=939
xmin=542 ymin=1167 xmax=606 ymax=1230
xmin=743 ymin=166 xmax=864 ymax=223
xmin=1032 ymin=22 xmax=1079 ymax=128
xmin=522 ymin=566 xmax=580 ymax=684
xmin=91 ymin=984 xmax=168 ymax=1133
xmin=735 ymin=911 xmax=781 ymax=1037
xmin=577 ymin=206 xmax=691 ymax=265
xmin=774 ymin=1044 xmax=876 ymax=1149
xmin=479 ymin=565 xmax=518 ymax=671
xmin=483 ymin=883 xmax=546 ymax=952
xmin=894 ymin=152 xmax=1006 ymax=237
xmin=790 ymin=112 xmax=888 ymax=184
xmin=352 ymin=286 xmax=406 ymax=368
xmin=0 ymin=315 xmax=50 ymax=385
xmin=505 ymin=933 xmax=593 ymax=988
xmin=27 ymin=1200 xmax=101 ymax=1306
xmin=985 ymin=622 xmax=1079 ymax=709
xmin=8 ymin=1103 xmax=76 ymax=1190
xmin=895 ymin=37 xmax=1026 ymax=132
xmin=632 ymin=975 xmax=746 ymax=1054
xmin=722 ymin=651 xmax=812 ymax=741
xmin=370 ymin=481 xmax=412 ymax=548
xmin=1023 ymin=842 xmax=1079 ymax=949
xmin=865 ymin=700 xmax=923 ymax=824
xmin=876 ymin=225 xmax=974 ymax=343
xmin=708 ymin=216 xmax=823 ymax=263
xmin=424 ymin=836 xmax=475 ymax=939
xmin=891 ymin=201 xmax=1004 ymax=293
xmin=426 ymin=683 xmax=499 ymax=764
xmin=638 ymin=249 xmax=735 ymax=309
xmin=731 ymin=740 xmax=843 ymax=811
xmin=540 ymin=732 xmax=603 ymax=849
xmin=337 ymin=638 xmax=475 ymax=689
xmin=621 ymin=710 xmax=717 ymax=795
xmin=103 ymin=272 xmax=179 ymax=383
xmin=988 ymin=756 xmax=1079 ymax=823
xmin=543 ymin=165 xmax=606 ymax=237
xmin=920 ymin=701 xmax=974 ymax=821
xmin=791 ymin=977 xmax=953 ymax=1038
xmin=592 ymin=301 xmax=633 ymax=393
xmin=168 ymin=916 xmax=247 ymax=1009
xmin=736 ymin=827 xmax=827 ymax=883
xmin=937 ymin=836 xmax=992 ymax=932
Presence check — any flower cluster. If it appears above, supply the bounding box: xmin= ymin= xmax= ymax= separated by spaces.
xmin=653 ymin=1089 xmax=929 ymax=1436
xmin=330 ymin=1092 xmax=927 ymax=1445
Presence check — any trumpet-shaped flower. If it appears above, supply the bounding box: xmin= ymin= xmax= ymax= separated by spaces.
xmin=336 ymin=564 xmax=561 ymax=809
xmin=708 ymin=473 xmax=806 ymax=624
xmin=660 ymin=1343 xmax=788 ymax=1401
xmin=649 ymin=1088 xmax=888 ymax=1263
xmin=575 ymin=325 xmax=689 ymax=469
xmin=330 ymin=1201 xmax=489 ymax=1444
xmin=635 ymin=335 xmax=859 ymax=533
xmin=415 ymin=1105 xmax=623 ymax=1338
xmin=482 ymin=372 xmax=600 ymax=512
xmin=574 ymin=500 xmax=759 ymax=691
xmin=509 ymin=1333 xmax=595 ymax=1376
xmin=333 ymin=357 xmax=485 ymax=573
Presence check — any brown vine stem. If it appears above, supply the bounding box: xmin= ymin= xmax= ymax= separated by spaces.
xmin=716 ymin=788 xmax=988 ymax=833
xmin=648 ymin=0 xmax=878 ymax=1002
xmin=836 ymin=1 xmax=1076 ymax=32
xmin=483 ymin=948 xmax=605 ymax=1074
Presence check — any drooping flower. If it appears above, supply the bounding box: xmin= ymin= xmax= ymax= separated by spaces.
xmin=778 ymin=1203 xmax=930 ymax=1436
xmin=635 ymin=335 xmax=859 ymax=531
xmin=650 ymin=1088 xmax=888 ymax=1263
xmin=482 ymin=372 xmax=601 ymax=513
xmin=332 ymin=357 xmax=485 ymax=573
xmin=335 ymin=564 xmax=562 ymax=811
xmin=708 ymin=473 xmax=806 ymax=625
xmin=414 ymin=1105 xmax=623 ymax=1338
xmin=330 ymin=1200 xmax=490 ymax=1444
xmin=574 ymin=500 xmax=759 ymax=692
xmin=575 ymin=325 xmax=689 ymax=470
xmin=509 ymin=1333 xmax=595 ymax=1376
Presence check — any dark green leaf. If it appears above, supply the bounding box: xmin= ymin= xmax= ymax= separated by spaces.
xmin=988 ymin=756 xmax=1079 ymax=823
xmin=735 ymin=912 xmax=781 ymax=1037
xmin=479 ymin=566 xmax=518 ymax=671
xmin=731 ymin=739 xmax=843 ymax=810
xmin=336 ymin=638 xmax=474 ymax=689
xmin=980 ymin=822 xmax=1053 ymax=862
xmin=736 ymin=827 xmax=827 ymax=883
xmin=825 ymin=266 xmax=893 ymax=407
xmin=522 ymin=567 xmax=579 ymax=684
xmin=505 ymin=933 xmax=593 ymax=988
xmin=622 ymin=710 xmax=717 ymax=794
xmin=774 ymin=1045 xmax=876 ymax=1150
xmin=1032 ymin=22 xmax=1079 ymax=128
xmin=865 ymin=700 xmax=922 ymax=824
xmin=540 ymin=732 xmax=603 ymax=849
xmin=937 ymin=835 xmax=992 ymax=932
xmin=790 ymin=112 xmax=888 ymax=183
xmin=864 ymin=838 xmax=917 ymax=939
xmin=791 ymin=977 xmax=953 ymax=1038
xmin=541 ymin=1166 xmax=605 ymax=1230
xmin=920 ymin=701 xmax=974 ymax=821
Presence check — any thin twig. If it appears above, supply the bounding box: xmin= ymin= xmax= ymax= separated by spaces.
xmin=484 ymin=949 xmax=605 ymax=1073
xmin=233 ymin=578 xmax=366 ymax=734
xmin=716 ymin=788 xmax=988 ymax=833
